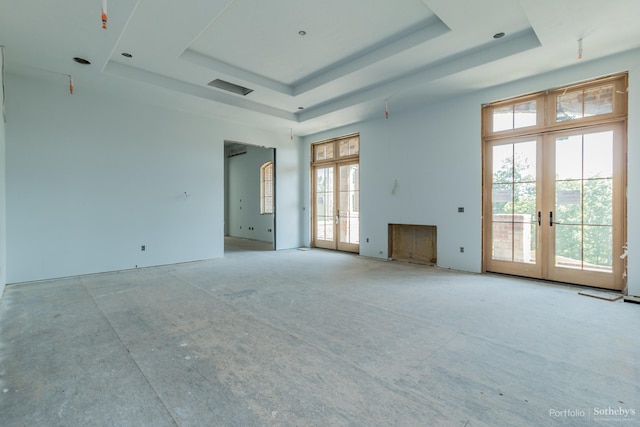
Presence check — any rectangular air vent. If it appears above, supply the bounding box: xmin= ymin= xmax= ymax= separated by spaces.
xmin=208 ymin=79 xmax=253 ymax=96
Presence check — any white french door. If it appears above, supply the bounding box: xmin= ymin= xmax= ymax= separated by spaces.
xmin=484 ymin=123 xmax=625 ymax=290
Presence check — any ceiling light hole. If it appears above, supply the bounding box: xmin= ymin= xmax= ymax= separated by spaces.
xmin=72 ymin=57 xmax=91 ymax=65
xmin=298 ymin=30 xmax=307 ymax=36
xmin=121 ymin=52 xmax=133 ymax=58
xmin=493 ymin=32 xmax=505 ymax=39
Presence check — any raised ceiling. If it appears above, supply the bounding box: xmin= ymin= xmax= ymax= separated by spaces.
xmin=1 ymin=0 xmax=639 ymax=137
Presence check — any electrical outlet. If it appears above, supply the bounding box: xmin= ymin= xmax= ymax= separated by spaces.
xmin=458 ymin=207 xmax=464 ymax=213
xmin=459 ymin=247 xmax=464 ymax=253
xmin=141 ymin=245 xmax=146 ymax=251
xmin=366 ymin=238 xmax=370 ymax=243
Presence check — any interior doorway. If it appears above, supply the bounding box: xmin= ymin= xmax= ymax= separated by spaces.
xmin=224 ymin=141 xmax=275 ymax=254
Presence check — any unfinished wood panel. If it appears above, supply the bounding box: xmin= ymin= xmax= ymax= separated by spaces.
xmin=389 ymin=224 xmax=437 ymax=265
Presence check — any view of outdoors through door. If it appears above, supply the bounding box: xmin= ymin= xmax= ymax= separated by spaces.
xmin=483 ymin=74 xmax=627 ymax=290
xmin=312 ymin=135 xmax=360 ymax=253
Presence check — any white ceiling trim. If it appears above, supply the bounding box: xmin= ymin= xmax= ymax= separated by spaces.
xmin=300 ymin=28 xmax=541 ymax=121
xmin=104 ymin=61 xmax=296 ymax=122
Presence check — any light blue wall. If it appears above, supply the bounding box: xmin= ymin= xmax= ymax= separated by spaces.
xmin=303 ymin=48 xmax=640 ymax=296
xmin=5 ymin=72 xmax=301 ymax=283
xmin=0 ymin=50 xmax=6 ymax=296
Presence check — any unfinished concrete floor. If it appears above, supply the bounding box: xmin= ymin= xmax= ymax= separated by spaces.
xmin=1 ymin=241 xmax=638 ymax=426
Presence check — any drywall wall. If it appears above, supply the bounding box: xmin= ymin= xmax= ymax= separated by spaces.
xmin=303 ymin=48 xmax=640 ymax=291
xmin=226 ymin=145 xmax=275 ymax=243
xmin=5 ymin=73 xmax=301 ymax=283
xmin=0 ymin=50 xmax=6 ymax=297
xmin=627 ymin=59 xmax=640 ymax=297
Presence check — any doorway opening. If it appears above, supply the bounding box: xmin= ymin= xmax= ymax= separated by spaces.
xmin=224 ymin=141 xmax=275 ymax=255
xmin=482 ymin=73 xmax=627 ymax=290
xmin=311 ymin=134 xmax=360 ymax=253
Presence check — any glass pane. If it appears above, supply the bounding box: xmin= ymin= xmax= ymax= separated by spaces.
xmin=555 ymin=135 xmax=582 ymax=180
xmin=583 ymin=131 xmax=613 ymax=179
xmin=339 ymin=140 xmax=350 ymax=157
xmin=584 ymin=85 xmax=614 ymax=117
xmin=583 ymin=226 xmax=613 ymax=271
xmin=584 ymin=179 xmax=612 ymax=225
xmin=339 ymin=164 xmax=359 ymax=244
xmin=514 ymin=101 xmax=537 ymax=128
xmin=493 ymin=106 xmax=513 ymax=132
xmin=314 ymin=142 xmax=334 ymax=161
xmin=492 ymin=144 xmax=513 ymax=183
xmin=513 ymin=141 xmax=536 ymax=182
xmin=339 ymin=137 xmax=359 ymax=157
xmin=513 ymin=222 xmax=536 ymax=264
xmin=349 ymin=138 xmax=359 ymax=155
xmin=315 ymin=167 xmax=334 ymax=242
xmin=555 ymin=224 xmax=582 ymax=268
xmin=513 ymin=183 xmax=536 ymax=223
xmin=492 ymin=222 xmax=512 ymax=261
xmin=492 ymin=183 xmax=512 ymax=217
xmin=555 ymin=180 xmax=582 ymax=225
xmin=556 ymin=90 xmax=582 ymax=121
xmin=313 ymin=145 xmax=325 ymax=161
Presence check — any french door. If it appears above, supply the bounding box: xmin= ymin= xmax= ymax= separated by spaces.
xmin=484 ymin=123 xmax=625 ymax=290
xmin=313 ymin=162 xmax=360 ymax=252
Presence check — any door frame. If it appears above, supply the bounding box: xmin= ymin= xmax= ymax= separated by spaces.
xmin=310 ymin=134 xmax=360 ymax=253
xmin=481 ymin=73 xmax=628 ymax=290
xmin=482 ymin=122 xmax=627 ymax=290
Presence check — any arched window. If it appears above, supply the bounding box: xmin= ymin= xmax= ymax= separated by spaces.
xmin=260 ymin=161 xmax=273 ymax=214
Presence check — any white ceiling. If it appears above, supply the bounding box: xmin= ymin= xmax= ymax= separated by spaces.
xmin=1 ymin=0 xmax=639 ymax=137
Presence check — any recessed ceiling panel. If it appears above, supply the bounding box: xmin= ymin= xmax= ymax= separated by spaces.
xmin=188 ymin=0 xmax=435 ymax=85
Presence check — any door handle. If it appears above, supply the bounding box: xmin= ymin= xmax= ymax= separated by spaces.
xmin=537 ymin=211 xmax=541 ymax=226
xmin=549 ymin=211 xmax=553 ymax=227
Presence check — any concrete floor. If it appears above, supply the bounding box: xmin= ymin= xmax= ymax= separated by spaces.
xmin=0 ymin=240 xmax=638 ymax=426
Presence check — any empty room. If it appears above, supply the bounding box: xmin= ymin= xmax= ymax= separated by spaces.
xmin=0 ymin=0 xmax=639 ymax=425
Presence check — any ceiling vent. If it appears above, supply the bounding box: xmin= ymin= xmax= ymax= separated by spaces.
xmin=208 ymin=79 xmax=254 ymax=96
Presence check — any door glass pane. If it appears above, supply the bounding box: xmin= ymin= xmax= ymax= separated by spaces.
xmin=556 ymin=135 xmax=583 ymax=179
xmin=555 ymin=225 xmax=582 ymax=268
xmin=584 ymin=179 xmax=612 ymax=225
xmin=583 ymin=131 xmax=613 ymax=178
xmin=583 ymin=226 xmax=613 ymax=271
xmin=492 ymin=222 xmax=513 ymax=261
xmin=492 ymin=183 xmax=512 ymax=217
xmin=555 ymin=181 xmax=582 ymax=225
xmin=492 ymin=144 xmax=513 ymax=183
xmin=338 ymin=164 xmax=359 ymax=244
xmin=514 ymin=141 xmax=537 ymax=181
xmin=491 ymin=141 xmax=537 ymax=264
xmin=315 ymin=167 xmax=334 ymax=242
xmin=554 ymin=130 xmax=615 ymax=273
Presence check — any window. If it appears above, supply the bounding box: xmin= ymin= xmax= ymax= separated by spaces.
xmin=260 ymin=161 xmax=273 ymax=214
xmin=484 ymin=74 xmax=626 ymax=137
xmin=313 ymin=135 xmax=359 ymax=163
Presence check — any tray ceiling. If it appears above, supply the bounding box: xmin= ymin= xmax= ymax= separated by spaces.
xmin=1 ymin=0 xmax=639 ymax=136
